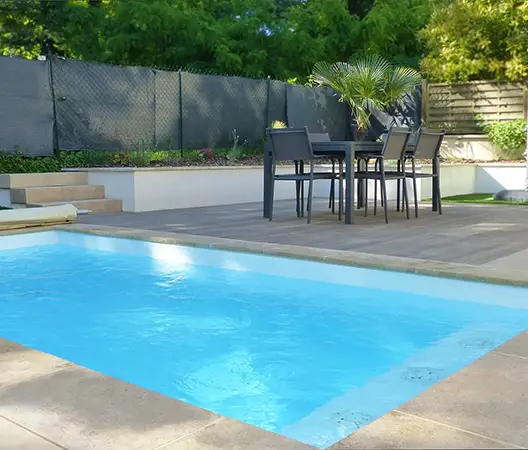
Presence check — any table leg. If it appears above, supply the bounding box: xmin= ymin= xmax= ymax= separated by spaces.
xmin=357 ymin=159 xmax=362 ymax=209
xmin=263 ymin=144 xmax=271 ymax=218
xmin=345 ymin=146 xmax=354 ymax=224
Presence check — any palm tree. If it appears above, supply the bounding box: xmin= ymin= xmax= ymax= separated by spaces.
xmin=312 ymin=55 xmax=421 ymax=138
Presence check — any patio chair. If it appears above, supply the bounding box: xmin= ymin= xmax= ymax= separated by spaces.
xmin=308 ymin=133 xmax=341 ymax=214
xmin=400 ymin=129 xmax=446 ymax=217
xmin=356 ymin=127 xmax=412 ymax=224
xmin=267 ymin=127 xmax=339 ymax=224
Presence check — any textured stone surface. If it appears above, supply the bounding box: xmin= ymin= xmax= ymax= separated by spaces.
xmin=0 ymin=366 xmax=220 ymax=450
xmin=163 ymin=418 xmax=316 ymax=450
xmin=493 ymin=331 xmax=528 ymax=358
xmin=0 ymin=418 xmax=62 ymax=449
xmin=398 ymin=352 xmax=528 ymax=448
xmin=0 ymin=338 xmax=71 ymax=389
xmin=329 ymin=411 xmax=513 ymax=449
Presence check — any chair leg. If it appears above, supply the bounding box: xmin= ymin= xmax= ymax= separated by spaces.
xmin=396 ymin=160 xmax=401 ymax=212
xmin=379 ymin=160 xmax=389 ymax=224
xmin=402 ymin=175 xmax=410 ymax=220
xmin=294 ymin=162 xmax=300 ymax=218
xmin=300 ymin=162 xmax=305 ymax=217
xmin=307 ymin=177 xmax=314 ymax=224
xmin=437 ymin=176 xmax=442 ymax=215
xmin=380 ymin=160 xmax=384 ymax=209
xmin=338 ymin=159 xmax=344 ymax=221
xmin=364 ymin=170 xmax=369 ymax=217
xmin=357 ymin=158 xmax=365 ymax=210
xmin=411 ymin=159 xmax=418 ymax=218
xmin=269 ymin=178 xmax=275 ymax=221
xmin=374 ymin=159 xmax=378 ymax=216
xmin=329 ymin=160 xmax=335 ymax=212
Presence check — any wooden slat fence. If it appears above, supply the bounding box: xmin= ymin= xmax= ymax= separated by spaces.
xmin=422 ymin=80 xmax=527 ymax=133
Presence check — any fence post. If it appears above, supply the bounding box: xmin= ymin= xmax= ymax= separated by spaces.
xmin=264 ymin=76 xmax=271 ymax=134
xmin=421 ymin=79 xmax=428 ymax=127
xmin=178 ymin=69 xmax=184 ymax=157
xmin=48 ymin=52 xmax=60 ymax=157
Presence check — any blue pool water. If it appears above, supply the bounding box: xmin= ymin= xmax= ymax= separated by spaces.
xmin=1 ymin=231 xmax=527 ymax=448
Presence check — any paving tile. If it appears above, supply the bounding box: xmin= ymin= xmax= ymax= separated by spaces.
xmin=329 ymin=411 xmax=512 ymax=449
xmin=0 ymin=339 xmax=71 ymax=389
xmin=0 ymin=365 xmax=219 ymax=450
xmin=162 ymin=417 xmax=315 ymax=450
xmin=0 ymin=417 xmax=61 ymax=450
xmin=493 ymin=331 xmax=528 ymax=359
xmin=398 ymin=352 xmax=528 ymax=448
xmin=0 ymin=417 xmax=62 ymax=449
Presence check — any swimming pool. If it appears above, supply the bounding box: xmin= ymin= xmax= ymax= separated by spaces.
xmin=1 ymin=230 xmax=527 ymax=448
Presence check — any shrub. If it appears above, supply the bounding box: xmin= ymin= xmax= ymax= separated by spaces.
xmin=483 ymin=119 xmax=527 ymax=160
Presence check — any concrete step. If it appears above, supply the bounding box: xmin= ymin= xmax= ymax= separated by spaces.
xmin=0 ymin=172 xmax=88 ymax=189
xmin=11 ymin=185 xmax=105 ymax=204
xmin=26 ymin=199 xmax=122 ymax=214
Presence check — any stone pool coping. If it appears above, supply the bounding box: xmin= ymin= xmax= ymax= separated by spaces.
xmin=58 ymin=223 xmax=528 ymax=287
xmin=1 ymin=223 xmax=528 ymax=449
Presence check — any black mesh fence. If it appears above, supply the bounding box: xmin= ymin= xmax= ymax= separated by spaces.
xmin=0 ymin=56 xmax=55 ymax=156
xmin=53 ymin=57 xmax=156 ymax=151
xmin=0 ymin=56 xmax=422 ymax=156
xmin=286 ymin=84 xmax=351 ymax=140
xmin=181 ymin=72 xmax=268 ymax=149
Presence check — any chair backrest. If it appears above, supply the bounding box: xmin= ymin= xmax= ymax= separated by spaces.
xmin=267 ymin=127 xmax=314 ymax=161
xmin=413 ymin=129 xmax=446 ymax=160
xmin=381 ymin=127 xmax=412 ymax=159
xmin=309 ymin=133 xmax=330 ymax=143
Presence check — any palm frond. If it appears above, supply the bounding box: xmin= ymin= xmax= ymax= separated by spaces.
xmin=385 ymin=66 xmax=421 ymax=104
xmin=312 ymin=55 xmax=420 ymax=133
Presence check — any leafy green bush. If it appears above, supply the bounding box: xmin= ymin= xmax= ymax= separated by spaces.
xmin=0 ymin=147 xmax=265 ymax=174
xmin=483 ymin=119 xmax=527 ymax=160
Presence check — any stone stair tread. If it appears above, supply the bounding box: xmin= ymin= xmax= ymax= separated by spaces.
xmin=27 ymin=199 xmax=122 ymax=214
xmin=0 ymin=172 xmax=88 ymax=189
xmin=22 ymin=184 xmax=102 ymax=190
xmin=10 ymin=184 xmax=106 ymax=203
xmin=29 ymin=199 xmax=118 ymax=205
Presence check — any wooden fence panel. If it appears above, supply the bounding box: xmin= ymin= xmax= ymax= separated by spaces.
xmin=423 ymin=80 xmax=527 ymax=133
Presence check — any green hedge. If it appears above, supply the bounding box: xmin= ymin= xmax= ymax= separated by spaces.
xmin=0 ymin=148 xmax=263 ymax=174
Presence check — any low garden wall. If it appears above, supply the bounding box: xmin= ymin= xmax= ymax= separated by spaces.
xmin=64 ymin=163 xmax=526 ymax=213
xmin=440 ymin=135 xmax=497 ymax=161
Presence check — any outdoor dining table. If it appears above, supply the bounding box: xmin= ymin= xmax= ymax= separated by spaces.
xmin=263 ymin=141 xmax=438 ymax=224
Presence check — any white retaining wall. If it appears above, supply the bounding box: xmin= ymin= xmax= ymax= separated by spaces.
xmin=61 ymin=163 xmax=525 ymax=213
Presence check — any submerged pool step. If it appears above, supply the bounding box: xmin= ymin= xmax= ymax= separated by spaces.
xmin=11 ymin=185 xmax=105 ymax=204
xmin=26 ymin=199 xmax=122 ymax=214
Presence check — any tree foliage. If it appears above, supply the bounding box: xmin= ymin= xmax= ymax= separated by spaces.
xmin=0 ymin=0 xmax=373 ymax=80
xmin=3 ymin=0 xmax=526 ymax=84
xmin=357 ymin=0 xmax=436 ymax=67
xmin=421 ymin=0 xmax=528 ymax=82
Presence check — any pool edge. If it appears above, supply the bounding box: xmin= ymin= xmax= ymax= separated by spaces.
xmin=47 ymin=223 xmax=528 ymax=288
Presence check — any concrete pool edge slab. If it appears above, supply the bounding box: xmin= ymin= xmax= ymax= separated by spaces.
xmin=50 ymin=223 xmax=528 ymax=287
xmin=0 ymin=339 xmax=316 ymax=450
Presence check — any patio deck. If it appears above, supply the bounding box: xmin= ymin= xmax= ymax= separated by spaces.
xmin=79 ymin=199 xmax=528 ymax=267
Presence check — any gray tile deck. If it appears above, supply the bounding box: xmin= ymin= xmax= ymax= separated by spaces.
xmin=78 ymin=200 xmax=528 ymax=266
